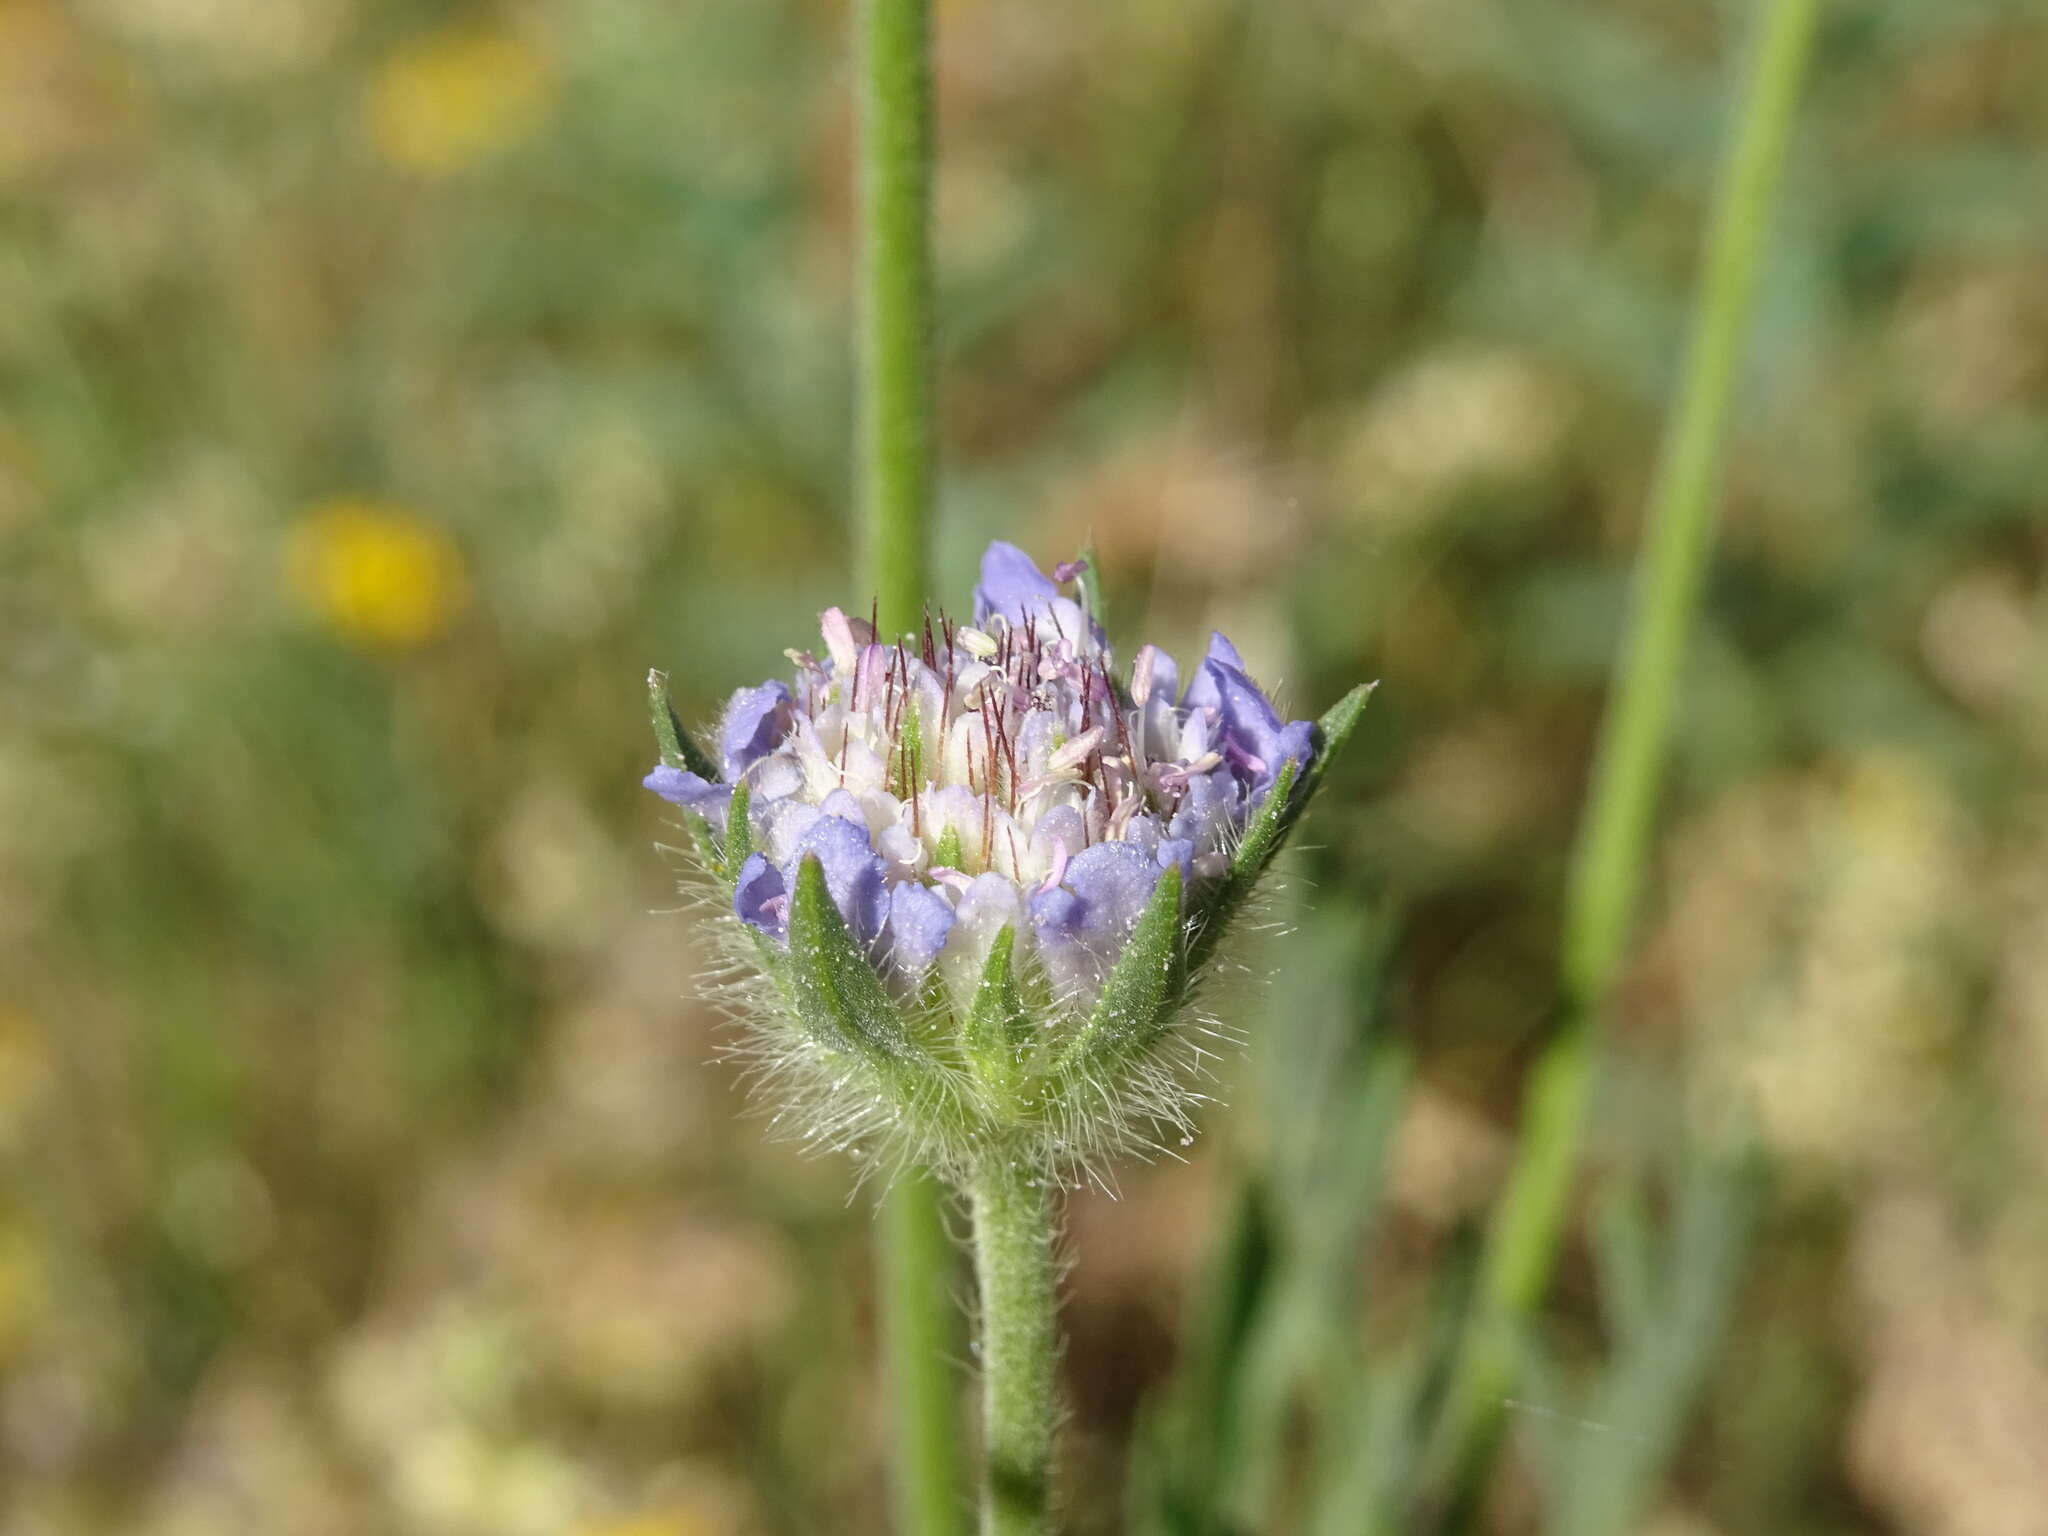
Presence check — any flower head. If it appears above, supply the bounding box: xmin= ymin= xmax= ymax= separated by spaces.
xmin=646 ymin=542 xmax=1371 ymax=1177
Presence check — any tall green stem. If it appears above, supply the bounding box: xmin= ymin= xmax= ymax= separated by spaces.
xmin=1561 ymin=0 xmax=1821 ymax=1004
xmin=882 ymin=1176 xmax=968 ymax=1536
xmin=970 ymin=1157 xmax=1057 ymax=1536
xmin=859 ymin=0 xmax=934 ymax=629
xmin=856 ymin=2 xmax=962 ymax=1532
xmin=1423 ymin=0 xmax=1822 ymax=1506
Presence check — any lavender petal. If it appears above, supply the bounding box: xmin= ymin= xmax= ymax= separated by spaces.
xmin=720 ymin=681 xmax=796 ymax=779
xmin=785 ymin=813 xmax=889 ymax=948
xmin=643 ymin=765 xmax=733 ymax=832
xmin=734 ymin=853 xmax=789 ymax=938
xmin=886 ymin=882 xmax=956 ymax=972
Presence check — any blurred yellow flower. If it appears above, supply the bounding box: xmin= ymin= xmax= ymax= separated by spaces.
xmin=288 ymin=499 xmax=467 ymax=653
xmin=364 ymin=25 xmax=550 ymax=175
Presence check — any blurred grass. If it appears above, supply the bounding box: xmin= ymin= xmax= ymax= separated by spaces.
xmin=5 ymin=0 xmax=2048 ymax=1532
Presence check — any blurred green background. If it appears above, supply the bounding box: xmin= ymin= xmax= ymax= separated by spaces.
xmin=4 ymin=0 xmax=2046 ymax=1531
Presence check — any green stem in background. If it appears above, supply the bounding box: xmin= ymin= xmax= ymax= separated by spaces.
xmin=882 ymin=1177 xmax=968 ymax=1536
xmin=859 ymin=0 xmax=934 ymax=632
xmin=970 ymin=1157 xmax=1057 ymax=1536
xmin=856 ymin=2 xmax=962 ymax=1532
xmin=1423 ymin=0 xmax=1823 ymax=1507
xmin=1561 ymin=0 xmax=1822 ymax=1006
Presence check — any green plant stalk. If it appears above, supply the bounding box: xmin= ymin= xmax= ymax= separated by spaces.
xmin=856 ymin=3 xmax=962 ymax=1532
xmin=882 ymin=1177 xmax=968 ymax=1536
xmin=1423 ymin=0 xmax=1823 ymax=1503
xmin=859 ymin=0 xmax=934 ymax=634
xmin=970 ymin=1156 xmax=1057 ymax=1536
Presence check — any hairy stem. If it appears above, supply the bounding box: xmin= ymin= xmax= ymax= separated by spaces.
xmin=1423 ymin=0 xmax=1823 ymax=1507
xmin=970 ymin=1157 xmax=1058 ymax=1536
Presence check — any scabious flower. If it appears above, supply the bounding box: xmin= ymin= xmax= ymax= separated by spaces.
xmin=645 ymin=543 xmax=1369 ymax=1177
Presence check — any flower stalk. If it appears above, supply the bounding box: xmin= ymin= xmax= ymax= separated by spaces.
xmin=969 ymin=1155 xmax=1057 ymax=1536
xmin=858 ymin=0 xmax=934 ymax=630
